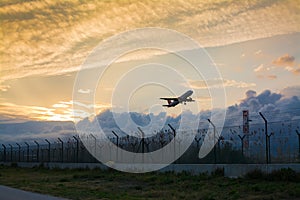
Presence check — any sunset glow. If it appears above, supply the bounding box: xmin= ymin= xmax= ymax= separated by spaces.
xmin=0 ymin=0 xmax=299 ymax=123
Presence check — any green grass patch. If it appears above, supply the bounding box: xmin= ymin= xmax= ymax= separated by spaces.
xmin=0 ymin=165 xmax=299 ymax=200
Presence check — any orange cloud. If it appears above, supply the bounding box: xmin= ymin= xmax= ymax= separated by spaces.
xmin=292 ymin=67 xmax=300 ymax=75
xmin=188 ymin=79 xmax=256 ymax=89
xmin=0 ymin=101 xmax=111 ymax=122
xmin=253 ymin=64 xmax=277 ymax=80
xmin=272 ymin=54 xmax=295 ymax=67
xmin=1 ymin=0 xmax=300 ymax=90
xmin=255 ymin=54 xmax=299 ymax=78
xmin=267 ymin=75 xmax=277 ymax=80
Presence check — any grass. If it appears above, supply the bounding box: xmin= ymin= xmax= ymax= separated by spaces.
xmin=0 ymin=165 xmax=299 ymax=200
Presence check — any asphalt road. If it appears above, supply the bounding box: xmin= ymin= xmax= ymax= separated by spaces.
xmin=0 ymin=185 xmax=68 ymax=200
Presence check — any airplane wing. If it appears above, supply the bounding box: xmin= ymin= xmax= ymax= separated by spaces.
xmin=184 ymin=97 xmax=195 ymax=102
xmin=163 ymin=101 xmax=180 ymax=107
xmin=160 ymin=97 xmax=178 ymax=100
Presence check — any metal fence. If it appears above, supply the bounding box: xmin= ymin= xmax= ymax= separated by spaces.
xmin=1 ymin=120 xmax=300 ymax=164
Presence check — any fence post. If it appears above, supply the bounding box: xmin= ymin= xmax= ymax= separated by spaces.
xmin=45 ymin=139 xmax=51 ymax=162
xmin=16 ymin=143 xmax=21 ymax=162
xmin=24 ymin=142 xmax=29 ymax=162
xmin=296 ymin=130 xmax=300 ymax=160
xmin=73 ymin=136 xmax=79 ymax=163
xmin=112 ymin=131 xmax=119 ymax=161
xmin=8 ymin=144 xmax=13 ymax=162
xmin=195 ymin=136 xmax=201 ymax=148
xmin=137 ymin=127 xmax=145 ymax=163
xmin=207 ymin=119 xmax=217 ymax=164
xmin=168 ymin=124 xmax=176 ymax=163
xmin=259 ymin=112 xmax=269 ymax=164
xmin=2 ymin=144 xmax=6 ymax=162
xmin=238 ymin=134 xmax=246 ymax=156
xmin=34 ymin=141 xmax=39 ymax=162
xmin=58 ymin=138 xmax=64 ymax=163
xmin=90 ymin=134 xmax=97 ymax=156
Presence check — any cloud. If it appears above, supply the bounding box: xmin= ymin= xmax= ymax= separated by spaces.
xmin=0 ymin=85 xmax=10 ymax=92
xmin=0 ymin=101 xmax=73 ymax=122
xmin=272 ymin=54 xmax=299 ymax=76
xmin=254 ymin=54 xmax=300 ymax=78
xmin=254 ymin=50 xmax=262 ymax=55
xmin=267 ymin=75 xmax=277 ymax=80
xmin=52 ymin=101 xmax=72 ymax=108
xmin=223 ymin=79 xmax=256 ymax=88
xmin=254 ymin=64 xmax=264 ymax=73
xmin=285 ymin=66 xmax=294 ymax=72
xmin=0 ymin=120 xmax=76 ymax=144
xmin=272 ymin=54 xmax=295 ymax=67
xmin=72 ymin=89 xmax=300 ymax=143
xmin=1 ymin=89 xmax=300 ymax=143
xmin=78 ymin=89 xmax=91 ymax=94
xmin=254 ymin=64 xmax=274 ymax=73
xmin=292 ymin=67 xmax=300 ymax=75
xmin=256 ymin=90 xmax=282 ymax=105
xmin=188 ymin=79 xmax=256 ymax=89
xmin=281 ymin=86 xmax=300 ymax=98
xmin=253 ymin=64 xmax=277 ymax=79
xmin=245 ymin=90 xmax=256 ymax=98
xmin=226 ymin=89 xmax=300 ymax=125
xmin=1 ymin=0 xmax=300 ymax=89
xmin=0 ymin=103 xmax=54 ymax=122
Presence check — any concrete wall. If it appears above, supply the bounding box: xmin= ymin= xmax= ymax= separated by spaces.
xmin=1 ymin=162 xmax=299 ymax=177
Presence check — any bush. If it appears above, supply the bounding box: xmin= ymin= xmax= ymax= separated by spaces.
xmin=246 ymin=168 xmax=300 ymax=182
xmin=245 ymin=169 xmax=265 ymax=179
xmin=212 ymin=167 xmax=224 ymax=177
xmin=10 ymin=162 xmax=18 ymax=168
xmin=267 ymin=168 xmax=299 ymax=182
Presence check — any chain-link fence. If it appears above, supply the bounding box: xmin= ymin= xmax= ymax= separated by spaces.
xmin=1 ymin=120 xmax=299 ymax=164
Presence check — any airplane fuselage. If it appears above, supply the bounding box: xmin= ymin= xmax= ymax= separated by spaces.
xmin=160 ymin=90 xmax=194 ymax=107
xmin=178 ymin=90 xmax=193 ymax=103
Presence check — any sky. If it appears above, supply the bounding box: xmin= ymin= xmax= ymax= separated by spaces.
xmin=0 ymin=0 xmax=300 ymax=124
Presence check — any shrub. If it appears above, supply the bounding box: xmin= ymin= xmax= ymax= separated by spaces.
xmin=245 ymin=168 xmax=300 ymax=182
xmin=245 ymin=169 xmax=265 ymax=179
xmin=267 ymin=168 xmax=298 ymax=182
xmin=10 ymin=162 xmax=18 ymax=168
xmin=212 ymin=167 xmax=224 ymax=177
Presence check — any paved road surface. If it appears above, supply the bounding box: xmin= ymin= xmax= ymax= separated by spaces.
xmin=0 ymin=185 xmax=68 ymax=200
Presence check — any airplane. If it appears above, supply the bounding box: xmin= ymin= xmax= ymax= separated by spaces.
xmin=160 ymin=90 xmax=195 ymax=107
